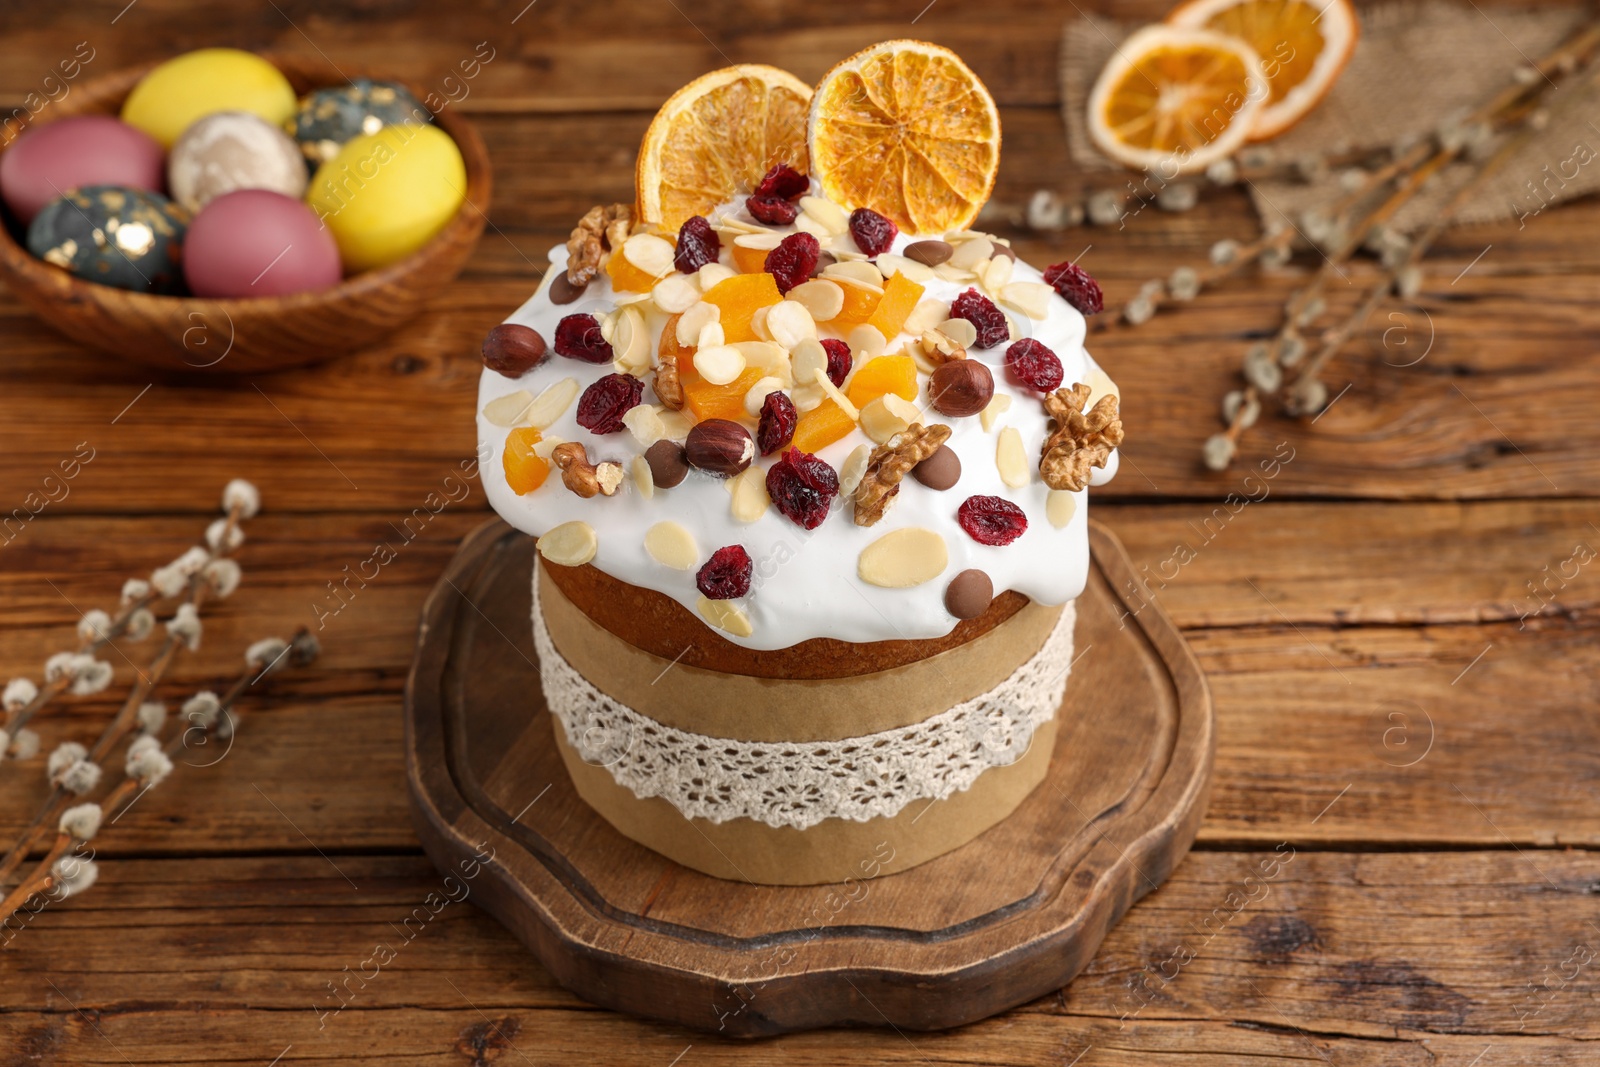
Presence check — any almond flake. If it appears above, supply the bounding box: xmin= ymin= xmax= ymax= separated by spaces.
xmin=743 ymin=376 xmax=786 ymax=417
xmin=823 ymin=260 xmax=886 ymax=287
xmin=765 ymin=300 xmax=816 ymax=349
xmin=531 ymin=434 xmax=566 ymax=461
xmin=947 ymin=238 xmax=992 ymax=270
xmin=696 ymin=263 xmax=736 ymax=290
xmin=979 ymin=255 xmax=1013 ymax=293
xmin=632 ymin=455 xmax=655 ymax=499
xmin=847 ymin=323 xmax=888 ymax=358
xmin=622 ymin=403 xmax=666 ymax=446
xmin=749 ymin=304 xmax=773 ymax=342
xmin=644 ymin=521 xmax=698 ymax=570
xmin=811 ymin=368 xmax=859 ymax=420
xmin=622 ymin=233 xmax=675 ymax=278
xmin=482 ymin=390 xmax=535 ymax=427
xmin=790 ymin=337 xmax=828 ymax=386
xmin=859 ymin=394 xmax=923 ymax=444
xmin=1085 ymin=367 xmax=1120 ymax=409
xmin=524 ymin=377 xmax=580 ymax=429
xmin=536 ymin=521 xmax=597 ymax=567
xmin=874 ymin=254 xmax=935 ymax=284
xmin=996 ymin=427 xmax=1030 ymax=488
xmin=611 ymin=305 xmax=648 ymax=374
xmin=786 ymin=279 xmax=845 ymax=323
xmin=658 ymin=409 xmax=694 ymax=442
xmin=903 ymin=298 xmax=949 ymax=336
xmin=697 ymin=595 xmax=753 ymax=637
xmin=693 ymin=344 xmax=745 ymax=386
xmin=791 ymin=382 xmax=824 ymax=413
xmin=936 ymin=317 xmax=978 ymax=349
xmin=934 ymin=263 xmax=975 ymax=283
xmin=999 ymin=281 xmax=1052 ymax=321
xmin=733 ymin=341 xmax=791 ymax=382
xmin=794 ymin=212 xmax=832 ymax=239
xmin=838 ymin=444 xmax=873 ymax=496
xmin=799 ymin=196 xmax=847 ymax=234
xmin=695 ymin=321 xmax=726 ymax=349
xmin=980 ymin=393 xmax=1012 ymax=432
xmin=725 ymin=465 xmax=771 ymax=522
xmin=858 ymin=528 xmax=948 ymax=588
xmin=677 ymin=301 xmax=720 ymax=345
xmin=652 ymin=274 xmax=701 ymax=313
xmin=734 ymin=232 xmax=784 ymax=252
xmin=1047 ymin=489 xmax=1077 ymax=529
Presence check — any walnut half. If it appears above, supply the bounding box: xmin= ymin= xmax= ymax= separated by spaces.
xmin=1040 ymin=383 xmax=1124 ymax=492
xmin=565 ymin=203 xmax=632 ymax=287
xmin=853 ymin=422 xmax=951 ymax=526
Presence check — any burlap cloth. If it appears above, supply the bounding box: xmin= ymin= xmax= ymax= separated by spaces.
xmin=1060 ymin=2 xmax=1600 ymax=232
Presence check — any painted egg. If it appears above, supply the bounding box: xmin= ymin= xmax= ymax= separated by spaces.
xmin=0 ymin=115 xmax=165 ymax=225
xmin=183 ymin=189 xmax=341 ymax=298
xmin=121 ymin=48 xmax=296 ymax=149
xmin=167 ymin=110 xmax=307 ymax=213
xmin=290 ymin=78 xmax=430 ymax=166
xmin=27 ymin=185 xmax=189 ymax=294
xmin=305 ymin=123 xmax=465 ymax=272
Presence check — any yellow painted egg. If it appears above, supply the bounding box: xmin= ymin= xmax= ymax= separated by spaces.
xmin=306 ymin=124 xmax=466 ymax=272
xmin=121 ymin=48 xmax=296 ymax=149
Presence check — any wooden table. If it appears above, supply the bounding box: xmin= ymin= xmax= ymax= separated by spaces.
xmin=3 ymin=2 xmax=1596 ymax=1063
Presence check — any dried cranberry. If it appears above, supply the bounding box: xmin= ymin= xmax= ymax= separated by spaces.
xmin=950 ymin=289 xmax=1009 ymax=349
xmin=747 ymin=195 xmax=799 ymax=225
xmin=674 ymin=216 xmax=721 ymax=274
xmin=1042 ymin=260 xmax=1104 ymax=315
xmin=848 ymin=207 xmax=897 ymax=256
xmin=553 ymin=313 xmax=613 ymax=363
xmin=764 ymin=232 xmax=819 ymax=294
xmin=575 ymin=373 xmax=644 ymax=433
xmin=957 ymin=495 xmax=1028 ymax=546
xmin=754 ymin=162 xmax=808 ymax=201
xmin=757 ymin=390 xmax=797 ymax=455
xmin=1004 ymin=338 xmax=1064 ymax=392
xmin=820 ymin=339 xmax=852 ymax=388
xmin=697 ymin=545 xmax=753 ymax=600
xmin=766 ymin=448 xmax=839 ymax=530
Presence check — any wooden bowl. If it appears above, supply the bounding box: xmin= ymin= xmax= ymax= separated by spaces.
xmin=0 ymin=54 xmax=491 ymax=374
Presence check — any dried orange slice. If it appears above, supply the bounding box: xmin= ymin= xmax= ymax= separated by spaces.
xmin=1168 ymin=0 xmax=1357 ymax=140
xmin=808 ymin=40 xmax=1001 ymax=235
xmin=635 ymin=65 xmax=812 ymax=232
xmin=1086 ymin=25 xmax=1266 ymax=174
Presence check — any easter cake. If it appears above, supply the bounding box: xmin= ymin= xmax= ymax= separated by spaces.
xmin=475 ymin=42 xmax=1124 ymax=884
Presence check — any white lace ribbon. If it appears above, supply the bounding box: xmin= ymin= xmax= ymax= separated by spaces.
xmin=532 ymin=577 xmax=1076 ymax=829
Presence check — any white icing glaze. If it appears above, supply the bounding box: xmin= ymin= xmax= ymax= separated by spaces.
xmin=477 ymin=194 xmax=1119 ymax=651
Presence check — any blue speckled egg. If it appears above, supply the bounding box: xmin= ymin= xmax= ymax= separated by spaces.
xmin=290 ymin=78 xmax=430 ymax=166
xmin=27 ymin=185 xmax=190 ymax=294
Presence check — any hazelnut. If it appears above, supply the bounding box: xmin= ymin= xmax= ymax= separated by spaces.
xmin=929 ymin=359 xmax=994 ymax=418
xmin=645 ymin=439 xmax=689 ymax=488
xmin=685 ymin=419 xmax=754 ymax=477
xmin=482 ymin=323 xmax=548 ymax=377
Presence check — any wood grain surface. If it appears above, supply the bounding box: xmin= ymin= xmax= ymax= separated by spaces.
xmin=0 ymin=0 xmax=1597 ymax=1063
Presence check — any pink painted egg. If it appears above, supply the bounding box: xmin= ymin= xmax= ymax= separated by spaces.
xmin=183 ymin=189 xmax=342 ymax=298
xmin=0 ymin=115 xmax=165 ymax=225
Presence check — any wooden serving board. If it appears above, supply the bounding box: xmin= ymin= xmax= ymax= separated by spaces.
xmin=405 ymin=517 xmax=1213 ymax=1036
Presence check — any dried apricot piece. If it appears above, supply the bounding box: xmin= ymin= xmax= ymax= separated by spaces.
xmin=503 ymin=426 xmax=550 ymax=494
xmin=606 ymin=249 xmax=660 ymax=293
xmin=683 ymin=366 xmax=765 ymax=423
xmin=791 ymin=397 xmax=856 ymax=453
xmin=865 ymin=272 xmax=925 ymax=339
xmin=846 ymin=353 xmax=918 ymax=409
xmin=827 ymin=281 xmax=883 ymax=328
xmin=701 ymin=273 xmax=782 ymax=343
